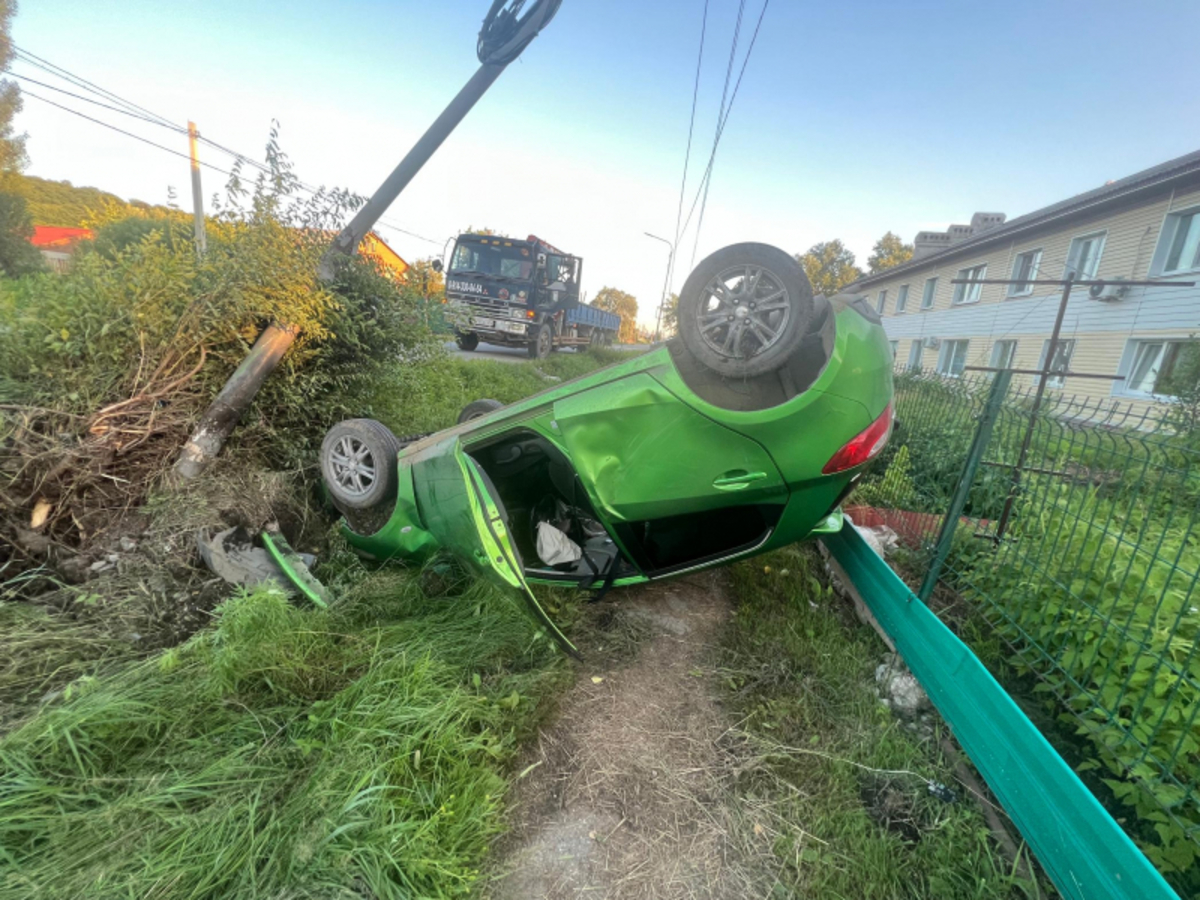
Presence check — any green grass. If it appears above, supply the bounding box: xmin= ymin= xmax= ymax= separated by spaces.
xmin=363 ymin=347 xmax=633 ymax=436
xmin=721 ymin=544 xmax=1049 ymax=899
xmin=0 ymin=347 xmax=622 ymax=898
xmin=0 ymin=560 xmax=575 ymax=899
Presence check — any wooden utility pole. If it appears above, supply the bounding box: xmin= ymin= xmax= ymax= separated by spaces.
xmin=187 ymin=121 xmax=207 ymax=255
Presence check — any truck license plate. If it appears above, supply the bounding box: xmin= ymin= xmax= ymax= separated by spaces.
xmin=471 ymin=316 xmax=494 ymax=329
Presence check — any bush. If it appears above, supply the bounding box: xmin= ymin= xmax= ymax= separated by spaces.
xmin=967 ymin=491 xmax=1200 ymax=880
xmin=0 ymin=135 xmax=438 ymax=550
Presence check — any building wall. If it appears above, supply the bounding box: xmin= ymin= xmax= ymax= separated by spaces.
xmin=866 ymin=183 xmax=1200 ymax=407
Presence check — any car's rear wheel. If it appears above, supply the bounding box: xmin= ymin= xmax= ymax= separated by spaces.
xmin=456 ymin=331 xmax=479 ymax=351
xmin=457 ymin=398 xmax=503 ymax=424
xmin=678 ymin=243 xmax=815 ymax=378
xmin=320 ymin=419 xmax=402 ymax=513
xmin=528 ymin=323 xmax=552 ymax=359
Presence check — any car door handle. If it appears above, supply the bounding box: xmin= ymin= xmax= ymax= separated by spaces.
xmin=713 ymin=470 xmax=768 ymax=490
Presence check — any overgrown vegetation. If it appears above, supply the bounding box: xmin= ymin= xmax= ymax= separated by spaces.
xmin=721 ymin=545 xmax=1046 ymax=898
xmin=0 ymin=560 xmax=575 ymax=899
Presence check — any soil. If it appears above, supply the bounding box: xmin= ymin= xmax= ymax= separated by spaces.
xmin=488 ymin=572 xmax=765 ymax=900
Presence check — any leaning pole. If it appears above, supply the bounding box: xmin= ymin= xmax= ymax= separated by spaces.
xmin=176 ymin=0 xmax=563 ymax=478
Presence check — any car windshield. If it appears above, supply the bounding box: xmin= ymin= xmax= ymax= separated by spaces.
xmin=450 ymin=239 xmax=534 ymax=280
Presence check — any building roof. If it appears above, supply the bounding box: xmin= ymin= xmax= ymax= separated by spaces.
xmin=31 ymin=225 xmax=94 ymax=249
xmin=849 ymin=148 xmax=1200 ymax=289
xmin=357 ymin=231 xmax=409 ymax=280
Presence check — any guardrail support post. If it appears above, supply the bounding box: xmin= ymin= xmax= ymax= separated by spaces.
xmin=918 ymin=368 xmax=1011 ymax=602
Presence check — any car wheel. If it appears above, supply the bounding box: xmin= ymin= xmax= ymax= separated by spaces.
xmin=678 ymin=243 xmax=815 ymax=378
xmin=456 ymin=331 xmax=479 ymax=351
xmin=320 ymin=419 xmax=402 ymax=512
xmin=457 ymin=398 xmax=503 ymax=424
xmin=528 ymin=323 xmax=552 ymax=359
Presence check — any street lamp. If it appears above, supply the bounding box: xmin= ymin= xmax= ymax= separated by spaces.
xmin=644 ymin=231 xmax=674 ymax=343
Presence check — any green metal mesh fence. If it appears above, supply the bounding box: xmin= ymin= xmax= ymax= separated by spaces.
xmin=851 ymin=368 xmax=1200 ymax=881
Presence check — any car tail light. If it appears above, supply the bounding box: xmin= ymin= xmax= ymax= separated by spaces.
xmin=822 ymin=403 xmax=893 ymax=475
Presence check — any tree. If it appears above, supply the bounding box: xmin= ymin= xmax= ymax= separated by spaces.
xmin=659 ymin=292 xmax=680 ymax=338
xmin=867 ymin=231 xmax=914 ymax=274
xmin=0 ymin=2 xmax=27 ymax=173
xmin=592 ymin=286 xmax=638 ymax=343
xmin=0 ymin=191 xmax=43 ymax=276
xmin=795 ymin=240 xmax=862 ymax=297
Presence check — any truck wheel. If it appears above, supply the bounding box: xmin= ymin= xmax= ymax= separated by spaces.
xmin=528 ymin=324 xmax=552 ymax=359
xmin=320 ymin=419 xmax=402 ymax=514
xmin=678 ymin=243 xmax=814 ymax=378
xmin=456 ymin=331 xmax=479 ymax=352
xmin=457 ymin=398 xmax=503 ymax=423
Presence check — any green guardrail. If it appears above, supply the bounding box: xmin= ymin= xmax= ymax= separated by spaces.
xmin=822 ymin=523 xmax=1178 ymax=900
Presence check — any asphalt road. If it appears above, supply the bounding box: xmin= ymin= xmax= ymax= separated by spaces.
xmin=443 ymin=340 xmax=650 ymax=363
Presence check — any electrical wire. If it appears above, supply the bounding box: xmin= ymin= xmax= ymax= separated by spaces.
xmin=667 ymin=0 xmax=711 ymax=299
xmin=12 ymin=44 xmax=179 ymax=129
xmin=676 ymin=0 xmax=770 ymax=261
xmin=12 ymin=52 xmax=445 ymax=248
xmin=21 ymin=89 xmax=236 ymax=178
xmin=690 ymin=0 xmax=746 ymax=270
xmin=6 ymin=71 xmax=185 ymax=131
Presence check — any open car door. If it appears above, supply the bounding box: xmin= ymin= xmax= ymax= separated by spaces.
xmin=414 ymin=437 xmax=580 ymax=659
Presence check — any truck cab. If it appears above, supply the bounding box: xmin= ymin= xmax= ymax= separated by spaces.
xmin=444 ymin=233 xmax=617 ymax=358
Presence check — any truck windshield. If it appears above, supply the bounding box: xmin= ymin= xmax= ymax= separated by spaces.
xmin=450 ymin=240 xmax=534 ymax=280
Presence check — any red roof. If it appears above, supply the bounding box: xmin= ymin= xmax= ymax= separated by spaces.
xmin=32 ymin=226 xmax=94 ymax=249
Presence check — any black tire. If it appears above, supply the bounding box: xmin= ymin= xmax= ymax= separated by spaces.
xmin=678 ymin=242 xmax=814 ymax=378
xmin=456 ymin=331 xmax=479 ymax=351
xmin=457 ymin=398 xmax=503 ymax=424
xmin=528 ymin=323 xmax=552 ymax=359
xmin=320 ymin=419 xmax=402 ymax=512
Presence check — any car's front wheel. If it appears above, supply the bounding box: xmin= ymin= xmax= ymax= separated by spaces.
xmin=678 ymin=243 xmax=815 ymax=378
xmin=320 ymin=419 xmax=403 ymax=516
xmin=456 ymin=331 xmax=479 ymax=351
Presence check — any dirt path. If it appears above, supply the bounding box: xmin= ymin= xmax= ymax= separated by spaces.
xmin=488 ymin=572 xmax=764 ymax=900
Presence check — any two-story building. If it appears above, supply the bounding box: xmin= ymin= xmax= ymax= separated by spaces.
xmin=848 ymin=150 xmax=1200 ymax=407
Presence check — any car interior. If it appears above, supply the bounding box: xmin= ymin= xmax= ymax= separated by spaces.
xmin=468 ymin=429 xmax=783 ymax=583
xmin=468 ymin=431 xmax=637 ymax=584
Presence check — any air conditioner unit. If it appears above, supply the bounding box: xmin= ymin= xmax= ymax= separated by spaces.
xmin=922 ymin=336 xmax=941 ymax=349
xmin=1088 ymin=279 xmax=1129 ymax=302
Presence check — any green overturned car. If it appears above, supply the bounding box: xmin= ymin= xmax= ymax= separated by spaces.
xmin=320 ymin=244 xmax=893 ymax=655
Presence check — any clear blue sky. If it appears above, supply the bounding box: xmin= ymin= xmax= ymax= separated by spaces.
xmin=13 ymin=0 xmax=1200 ymax=325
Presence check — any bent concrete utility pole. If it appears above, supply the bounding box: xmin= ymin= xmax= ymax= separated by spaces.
xmin=176 ymin=0 xmax=563 ymax=479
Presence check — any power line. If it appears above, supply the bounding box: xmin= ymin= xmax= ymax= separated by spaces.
xmin=21 ymin=89 xmax=236 ymax=178
xmin=676 ymin=0 xmax=770 ymax=262
xmin=667 ymin=0 xmax=710 ymax=299
xmin=12 ymin=44 xmax=179 ymax=129
xmin=690 ymin=0 xmax=747 ymax=270
xmin=15 ymin=51 xmax=445 ymax=250
xmin=6 ymin=70 xmax=185 ymax=131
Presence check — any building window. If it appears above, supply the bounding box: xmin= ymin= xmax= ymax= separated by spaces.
xmin=1065 ymin=231 xmax=1106 ymax=280
xmin=921 ymin=277 xmax=937 ymax=309
xmin=952 ymin=264 xmax=987 ymax=304
xmin=937 ymin=339 xmax=970 ymax=377
xmin=1035 ymin=339 xmax=1076 ymax=388
xmin=895 ymin=284 xmax=909 ymax=313
xmin=1121 ymin=339 xmax=1200 ymax=398
xmin=876 ymin=289 xmax=888 ymax=314
xmin=889 ymin=340 xmax=898 ymax=358
xmin=990 ymin=339 xmax=1017 ymax=370
xmin=1159 ymin=209 xmax=1200 ymax=275
xmin=907 ymin=340 xmax=923 ymax=371
xmin=1009 ymin=249 xmax=1042 ymax=296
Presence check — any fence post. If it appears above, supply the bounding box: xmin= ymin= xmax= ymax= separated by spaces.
xmin=917 ymin=369 xmax=1011 ymax=602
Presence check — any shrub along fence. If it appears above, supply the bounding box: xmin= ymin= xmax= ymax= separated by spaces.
xmin=851 ymin=369 xmax=1200 ymax=886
